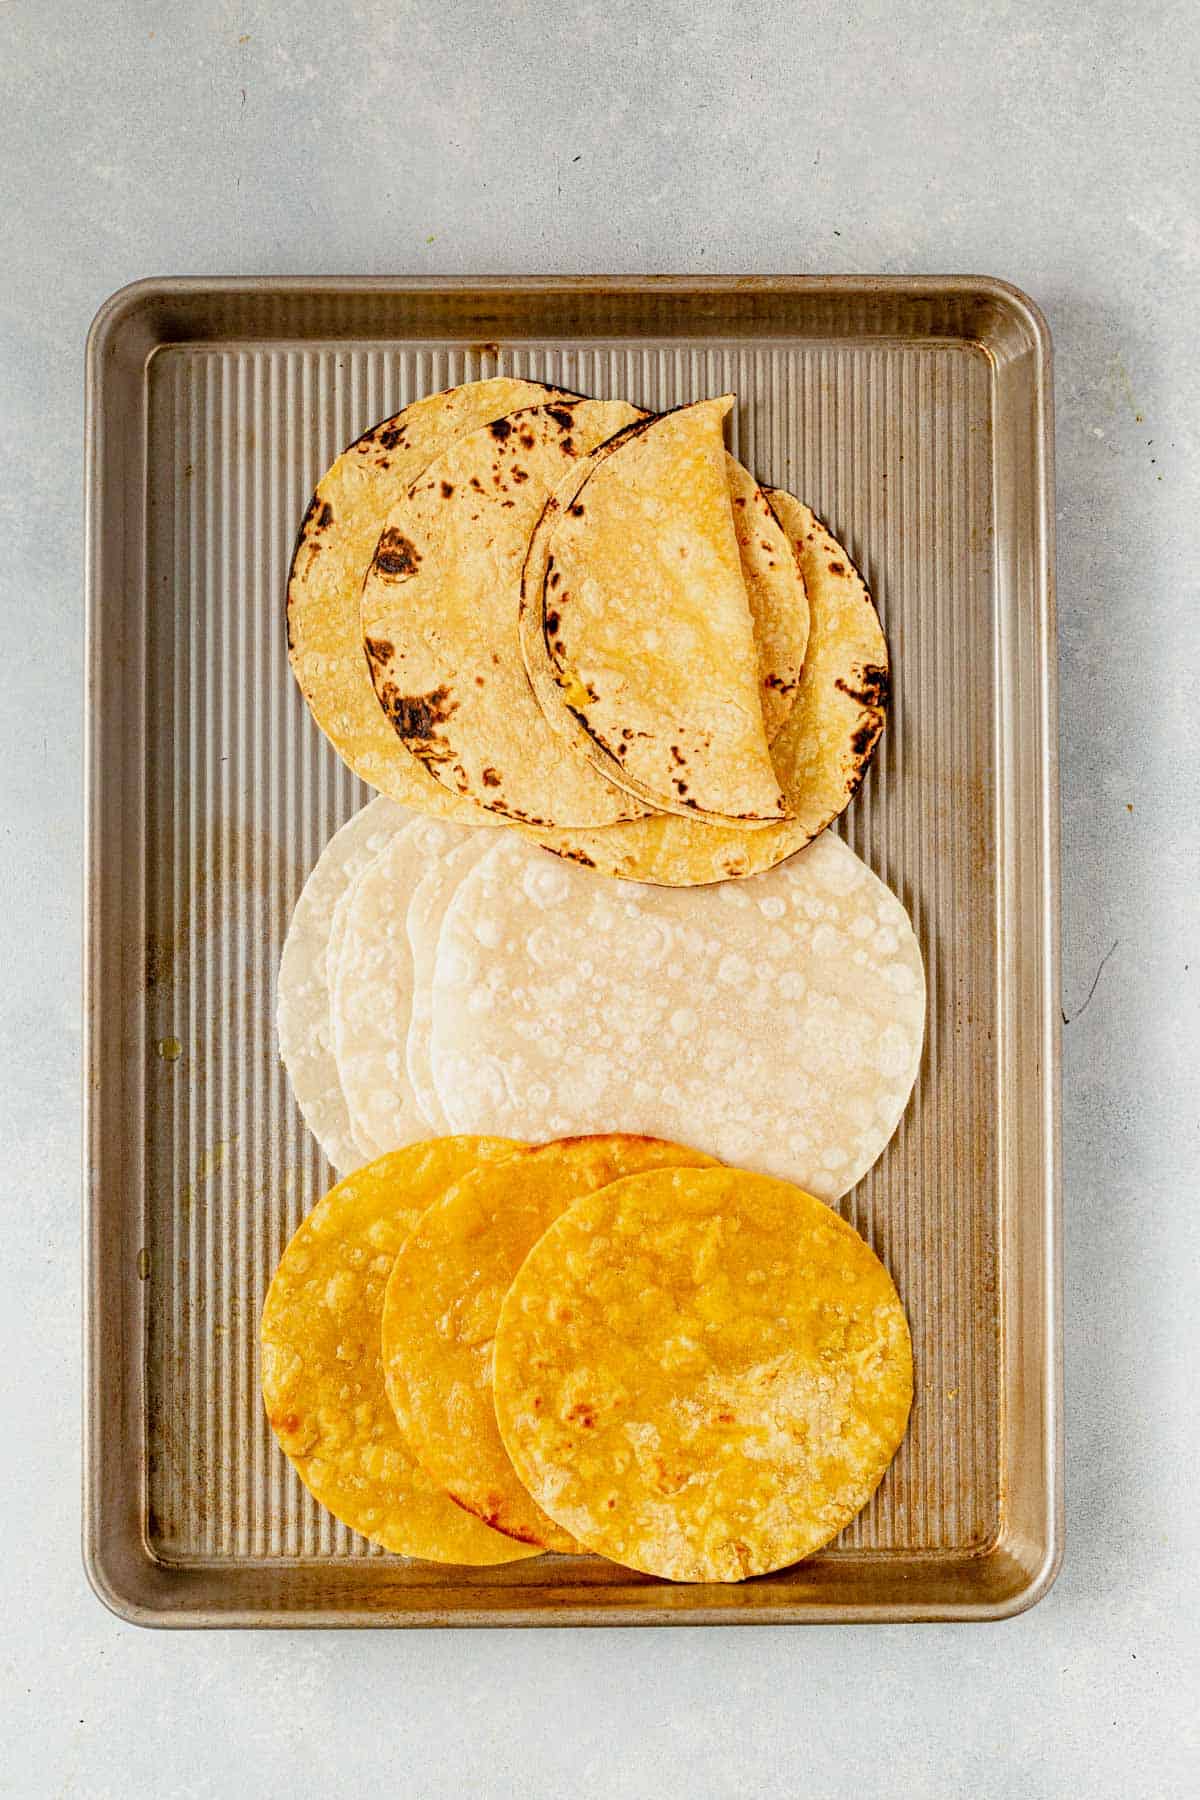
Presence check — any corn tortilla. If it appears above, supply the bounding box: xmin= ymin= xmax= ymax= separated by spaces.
xmin=381 ymin=1134 xmax=717 ymax=1551
xmin=725 ymin=455 xmax=808 ymax=739
xmin=361 ymin=399 xmax=647 ymax=828
xmin=287 ymin=377 xmax=566 ymax=820
xmin=276 ymin=796 xmax=408 ymax=1173
xmin=517 ymin=492 xmax=889 ymax=884
xmin=430 ymin=828 xmax=924 ymax=1202
xmin=536 ymin=398 xmax=787 ymax=824
xmin=493 ymin=1166 xmax=913 ymax=1582
xmin=261 ymin=1139 xmax=535 ymax=1563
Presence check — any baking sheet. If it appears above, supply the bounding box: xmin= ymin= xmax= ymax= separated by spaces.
xmin=84 ymin=276 xmax=1061 ymax=1624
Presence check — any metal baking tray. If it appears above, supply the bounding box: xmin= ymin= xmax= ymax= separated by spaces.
xmin=84 ymin=275 xmax=1061 ymax=1626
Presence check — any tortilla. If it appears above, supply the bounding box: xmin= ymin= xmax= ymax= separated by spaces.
xmin=260 ymin=1139 xmax=535 ymax=1562
xmin=287 ymin=377 xmax=567 ymax=820
xmin=535 ymin=397 xmax=786 ymax=824
xmin=381 ymin=1134 xmax=718 ymax=1551
xmin=404 ymin=832 xmax=498 ymax=1131
xmin=330 ymin=817 xmax=474 ymax=1157
xmin=277 ymin=796 xmax=408 ymax=1172
xmin=725 ymin=455 xmax=808 ymax=739
xmin=520 ymin=442 xmax=808 ymax=763
xmin=429 ymin=829 xmax=924 ymax=1201
xmin=493 ymin=1166 xmax=913 ymax=1582
xmin=517 ymin=493 xmax=889 ymax=885
xmin=361 ymin=399 xmax=648 ymax=828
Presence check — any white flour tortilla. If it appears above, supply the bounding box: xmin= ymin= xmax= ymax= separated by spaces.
xmin=404 ymin=832 xmax=498 ymax=1130
xmin=330 ymin=816 xmax=476 ymax=1157
xmin=276 ymin=796 xmax=408 ymax=1172
xmin=429 ymin=831 xmax=924 ymax=1200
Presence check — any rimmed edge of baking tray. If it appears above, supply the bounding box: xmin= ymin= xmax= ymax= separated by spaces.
xmin=84 ymin=274 xmax=1061 ymax=1626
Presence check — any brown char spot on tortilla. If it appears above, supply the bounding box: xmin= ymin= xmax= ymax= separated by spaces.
xmin=374 ymin=528 xmax=423 ymax=578
xmin=568 ymin=501 xmax=585 ymax=517
xmin=377 ymin=682 xmax=459 ymax=754
xmin=488 ymin=417 xmax=514 ymax=442
xmin=481 ymin=767 xmax=501 ymax=787
xmin=544 ymin=610 xmax=560 ymax=636
xmin=828 ymin=561 xmax=846 ymax=575
xmin=376 ymin=424 xmax=406 ymax=452
xmin=313 ymin=500 xmax=334 ymax=532
xmin=835 ymin=663 xmax=890 ymax=712
xmin=440 ymin=481 xmax=455 ymax=498
xmin=545 ymin=405 xmax=577 ymax=433
xmin=363 ymin=635 xmax=394 ymax=670
xmin=850 ymin=717 xmax=885 ymax=760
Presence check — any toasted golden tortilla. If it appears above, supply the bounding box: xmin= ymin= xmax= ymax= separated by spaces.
xmin=516 ymin=493 xmax=889 ymax=884
xmin=381 ymin=1134 xmax=718 ymax=1552
xmin=287 ymin=377 xmax=567 ymax=822
xmin=520 ymin=442 xmax=807 ymax=760
xmin=493 ymin=1166 xmax=913 ymax=1582
xmin=535 ymin=397 xmax=787 ymax=824
xmin=260 ymin=1138 xmax=536 ymax=1563
xmin=361 ymin=399 xmax=648 ymax=829
xmin=725 ymin=455 xmax=808 ymax=738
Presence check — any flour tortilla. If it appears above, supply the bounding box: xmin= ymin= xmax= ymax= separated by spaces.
xmin=405 ymin=832 xmax=499 ymax=1130
xmin=493 ymin=1166 xmax=912 ymax=1582
xmin=430 ymin=830 xmax=924 ymax=1200
xmin=276 ymin=796 xmax=408 ymax=1172
xmin=261 ymin=1140 xmax=535 ymax=1563
xmin=361 ymin=399 xmax=647 ymax=828
xmin=287 ymin=377 xmax=568 ymax=820
xmin=381 ymin=1134 xmax=718 ymax=1551
xmin=517 ymin=494 xmax=889 ymax=885
xmin=536 ymin=398 xmax=786 ymax=824
xmin=331 ymin=816 xmax=475 ymax=1158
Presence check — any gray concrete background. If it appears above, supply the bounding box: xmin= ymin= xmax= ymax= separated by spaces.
xmin=2 ymin=1 xmax=1197 ymax=1794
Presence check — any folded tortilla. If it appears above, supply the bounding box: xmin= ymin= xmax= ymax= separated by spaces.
xmin=532 ymin=397 xmax=788 ymax=825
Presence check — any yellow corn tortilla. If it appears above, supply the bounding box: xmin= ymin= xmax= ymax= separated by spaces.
xmin=536 ymin=398 xmax=787 ymax=824
xmin=287 ymin=377 xmax=567 ymax=822
xmin=516 ymin=492 xmax=889 ymax=884
xmin=361 ymin=399 xmax=648 ymax=829
xmin=260 ymin=1138 xmax=536 ymax=1563
xmin=381 ymin=1134 xmax=718 ymax=1551
xmin=493 ymin=1166 xmax=913 ymax=1583
xmin=725 ymin=455 xmax=808 ymax=738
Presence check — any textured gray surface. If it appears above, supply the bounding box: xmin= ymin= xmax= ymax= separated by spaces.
xmin=1 ymin=0 xmax=1197 ymax=1794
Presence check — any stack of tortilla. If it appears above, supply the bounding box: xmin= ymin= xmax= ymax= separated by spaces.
xmin=262 ymin=1135 xmax=913 ymax=1582
xmin=288 ymin=378 xmax=889 ymax=887
xmin=277 ymin=795 xmax=925 ymax=1193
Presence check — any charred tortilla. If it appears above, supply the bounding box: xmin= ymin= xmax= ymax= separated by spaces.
xmin=361 ymin=399 xmax=648 ymax=829
xmin=533 ymin=398 xmax=787 ymax=825
xmin=517 ymin=493 xmax=889 ymax=885
xmin=287 ymin=377 xmax=568 ymax=822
